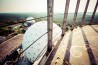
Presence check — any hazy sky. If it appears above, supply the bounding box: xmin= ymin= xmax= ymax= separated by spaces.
xmin=0 ymin=0 xmax=98 ymax=13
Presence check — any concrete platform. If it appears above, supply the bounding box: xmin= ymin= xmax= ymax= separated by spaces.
xmin=45 ymin=25 xmax=98 ymax=65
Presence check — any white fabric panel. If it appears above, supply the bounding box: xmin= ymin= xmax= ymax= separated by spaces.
xmin=22 ymin=21 xmax=62 ymax=62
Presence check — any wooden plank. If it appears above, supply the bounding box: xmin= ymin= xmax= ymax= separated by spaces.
xmin=82 ymin=25 xmax=98 ymax=65
xmin=47 ymin=0 xmax=54 ymax=52
xmin=62 ymin=0 xmax=70 ymax=36
xmin=81 ymin=0 xmax=90 ymax=25
xmin=81 ymin=26 xmax=97 ymax=65
xmin=72 ymin=0 xmax=80 ymax=28
xmin=0 ymin=34 xmax=23 ymax=62
xmin=69 ymin=27 xmax=90 ymax=65
xmin=45 ymin=25 xmax=98 ymax=65
xmin=50 ymin=30 xmax=72 ymax=65
xmin=90 ymin=0 xmax=98 ymax=24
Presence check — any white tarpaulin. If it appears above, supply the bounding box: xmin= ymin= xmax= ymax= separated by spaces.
xmin=22 ymin=21 xmax=62 ymax=63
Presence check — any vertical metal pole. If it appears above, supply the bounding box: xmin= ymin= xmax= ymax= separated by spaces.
xmin=81 ymin=0 xmax=90 ymax=25
xmin=73 ymin=0 xmax=80 ymax=28
xmin=62 ymin=0 xmax=70 ymax=36
xmin=47 ymin=0 xmax=54 ymax=52
xmin=90 ymin=0 xmax=98 ymax=24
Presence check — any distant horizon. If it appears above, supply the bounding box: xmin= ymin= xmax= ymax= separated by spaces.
xmin=1 ymin=11 xmax=98 ymax=14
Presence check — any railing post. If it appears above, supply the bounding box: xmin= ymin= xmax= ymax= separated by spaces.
xmin=81 ymin=0 xmax=90 ymax=25
xmin=72 ymin=0 xmax=80 ymax=28
xmin=62 ymin=0 xmax=70 ymax=36
xmin=90 ymin=0 xmax=98 ymax=25
xmin=47 ymin=0 xmax=54 ymax=53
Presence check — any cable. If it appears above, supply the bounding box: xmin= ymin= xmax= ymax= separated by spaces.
xmin=22 ymin=14 xmax=64 ymax=22
xmin=1 ymin=13 xmax=64 ymax=27
xmin=22 ymin=16 xmax=48 ymax=22
xmin=4 ymin=14 xmax=63 ymax=64
xmin=34 ymin=44 xmax=47 ymax=61
xmin=20 ymin=25 xmax=59 ymax=44
xmin=34 ymin=30 xmax=62 ymax=62
xmin=20 ymin=32 xmax=48 ymax=55
xmin=16 ymin=25 xmax=60 ymax=61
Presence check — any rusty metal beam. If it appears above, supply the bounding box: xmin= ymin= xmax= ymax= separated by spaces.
xmin=62 ymin=0 xmax=70 ymax=36
xmin=47 ymin=0 xmax=54 ymax=52
xmin=81 ymin=0 xmax=90 ymax=25
xmin=73 ymin=0 xmax=80 ymax=28
xmin=90 ymin=0 xmax=98 ymax=24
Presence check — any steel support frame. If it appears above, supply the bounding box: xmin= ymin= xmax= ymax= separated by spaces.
xmin=62 ymin=0 xmax=70 ymax=36
xmin=47 ymin=0 xmax=54 ymax=52
xmin=73 ymin=0 xmax=80 ymax=28
xmin=90 ymin=0 xmax=98 ymax=24
xmin=81 ymin=0 xmax=90 ymax=25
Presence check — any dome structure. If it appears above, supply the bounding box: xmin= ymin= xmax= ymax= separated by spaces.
xmin=22 ymin=21 xmax=62 ymax=63
xmin=24 ymin=17 xmax=35 ymax=27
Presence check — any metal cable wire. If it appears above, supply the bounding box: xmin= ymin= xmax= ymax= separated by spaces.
xmin=34 ymin=30 xmax=62 ymax=62
xmin=20 ymin=32 xmax=48 ymax=55
xmin=34 ymin=44 xmax=47 ymax=61
xmin=4 ymin=13 xmax=64 ymax=64
xmin=22 ymin=14 xmax=64 ymax=22
xmin=23 ymin=16 xmax=48 ymax=22
xmin=16 ymin=25 xmax=61 ymax=61
xmin=16 ymin=32 xmax=48 ymax=62
xmin=1 ymin=13 xmax=64 ymax=27
xmin=20 ymin=25 xmax=59 ymax=44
